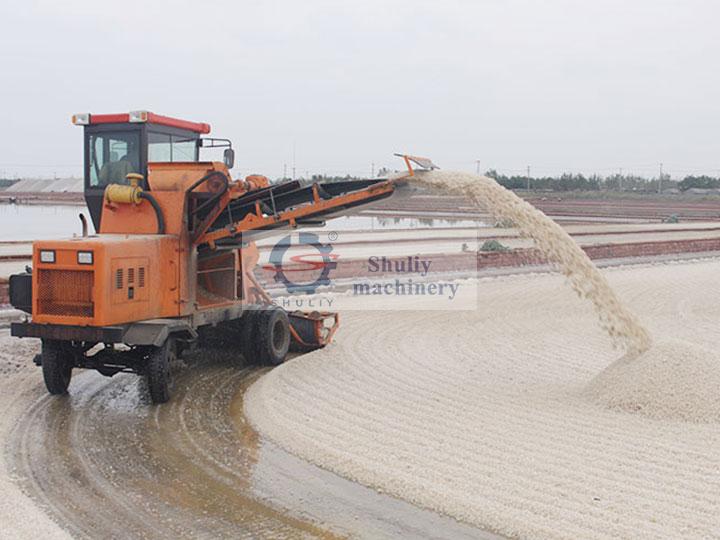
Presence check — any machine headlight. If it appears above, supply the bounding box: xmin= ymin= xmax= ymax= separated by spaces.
xmin=71 ymin=113 xmax=90 ymax=125
xmin=39 ymin=250 xmax=56 ymax=263
xmin=129 ymin=110 xmax=149 ymax=123
xmin=77 ymin=251 xmax=93 ymax=265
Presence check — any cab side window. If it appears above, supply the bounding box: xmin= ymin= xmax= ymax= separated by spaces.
xmin=148 ymin=132 xmax=172 ymax=162
xmin=172 ymin=138 xmax=197 ymax=161
xmin=149 ymin=133 xmax=198 ymax=162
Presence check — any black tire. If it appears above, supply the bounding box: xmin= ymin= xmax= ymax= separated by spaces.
xmin=256 ymin=307 xmax=291 ymax=366
xmin=239 ymin=310 xmax=260 ymax=362
xmin=41 ymin=340 xmax=72 ymax=395
xmin=147 ymin=339 xmax=176 ymax=404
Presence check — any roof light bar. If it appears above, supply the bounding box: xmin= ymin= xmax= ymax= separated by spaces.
xmin=129 ymin=110 xmax=149 ymax=123
xmin=69 ymin=111 xmax=211 ymax=133
xmin=71 ymin=113 xmax=90 ymax=125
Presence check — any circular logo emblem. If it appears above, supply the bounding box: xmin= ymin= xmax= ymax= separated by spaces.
xmin=265 ymin=232 xmax=337 ymax=294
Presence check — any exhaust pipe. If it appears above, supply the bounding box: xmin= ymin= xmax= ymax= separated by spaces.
xmin=79 ymin=213 xmax=88 ymax=237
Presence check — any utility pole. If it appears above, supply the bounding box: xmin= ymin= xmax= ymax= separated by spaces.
xmin=371 ymin=162 xmax=375 ymax=178
xmin=526 ymin=165 xmax=531 ymax=190
xmin=283 ymin=163 xmax=287 ymax=180
xmin=659 ymin=162 xmax=663 ymax=194
xmin=475 ymin=160 xmax=481 ymax=175
xmin=292 ymin=142 xmax=296 ymax=181
xmin=619 ymin=167 xmax=623 ymax=191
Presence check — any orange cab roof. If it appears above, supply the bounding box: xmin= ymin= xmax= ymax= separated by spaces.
xmin=74 ymin=111 xmax=211 ymax=134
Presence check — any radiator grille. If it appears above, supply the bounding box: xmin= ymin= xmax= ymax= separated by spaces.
xmin=37 ymin=269 xmax=94 ymax=318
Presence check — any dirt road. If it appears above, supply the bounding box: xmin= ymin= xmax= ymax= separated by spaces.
xmin=0 ymin=336 xmax=496 ymax=539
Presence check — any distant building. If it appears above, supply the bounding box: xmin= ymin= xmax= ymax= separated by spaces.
xmin=4 ymin=177 xmax=83 ymax=193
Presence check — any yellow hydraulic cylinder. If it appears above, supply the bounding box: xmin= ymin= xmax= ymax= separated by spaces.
xmin=105 ymin=173 xmax=144 ymax=204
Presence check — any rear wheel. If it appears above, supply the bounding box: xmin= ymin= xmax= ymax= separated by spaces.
xmin=257 ymin=307 xmax=291 ymax=366
xmin=147 ymin=338 xmax=176 ymax=404
xmin=41 ymin=340 xmax=72 ymax=395
xmin=239 ymin=310 xmax=259 ymax=363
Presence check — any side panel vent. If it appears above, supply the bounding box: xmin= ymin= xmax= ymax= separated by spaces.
xmin=111 ymin=257 xmax=150 ymax=304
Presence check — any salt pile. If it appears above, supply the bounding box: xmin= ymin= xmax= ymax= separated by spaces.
xmin=245 ymin=262 xmax=720 ymax=538
xmin=586 ymin=339 xmax=720 ymax=423
xmin=246 ymin=245 xmax=720 ymax=538
xmin=246 ymin=170 xmax=720 ymax=537
xmin=407 ymin=170 xmax=652 ymax=355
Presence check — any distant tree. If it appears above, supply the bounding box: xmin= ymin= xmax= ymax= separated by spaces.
xmin=678 ymin=175 xmax=720 ymax=191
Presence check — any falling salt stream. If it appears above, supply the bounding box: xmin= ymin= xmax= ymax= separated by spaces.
xmin=407 ymin=170 xmax=653 ymax=356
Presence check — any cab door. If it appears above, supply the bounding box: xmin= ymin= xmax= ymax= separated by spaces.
xmin=84 ymin=124 xmax=146 ymax=230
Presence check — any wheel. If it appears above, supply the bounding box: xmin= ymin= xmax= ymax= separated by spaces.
xmin=146 ymin=338 xmax=176 ymax=404
xmin=41 ymin=340 xmax=72 ymax=395
xmin=239 ymin=310 xmax=260 ymax=363
xmin=256 ymin=306 xmax=291 ymax=366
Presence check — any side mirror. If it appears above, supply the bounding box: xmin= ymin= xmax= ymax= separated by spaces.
xmin=223 ymin=148 xmax=235 ymax=169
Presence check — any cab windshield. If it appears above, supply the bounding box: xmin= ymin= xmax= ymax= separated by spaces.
xmin=89 ymin=131 xmax=140 ymax=186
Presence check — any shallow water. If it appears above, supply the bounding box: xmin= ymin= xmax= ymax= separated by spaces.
xmin=0 ymin=203 xmax=484 ymax=242
xmin=329 ymin=214 xmax=486 ymax=230
xmin=0 ymin=204 xmax=93 ymax=241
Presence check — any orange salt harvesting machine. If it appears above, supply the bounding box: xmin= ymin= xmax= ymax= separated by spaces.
xmin=9 ymin=111 xmax=424 ymax=403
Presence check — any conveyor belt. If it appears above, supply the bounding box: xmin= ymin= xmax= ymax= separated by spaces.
xmin=194 ymin=178 xmax=396 ymax=245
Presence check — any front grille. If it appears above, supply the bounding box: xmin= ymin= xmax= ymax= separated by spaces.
xmin=37 ymin=269 xmax=94 ymax=318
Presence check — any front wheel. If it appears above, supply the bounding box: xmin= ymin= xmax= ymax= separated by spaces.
xmin=257 ymin=307 xmax=291 ymax=366
xmin=146 ymin=338 xmax=176 ymax=404
xmin=41 ymin=340 xmax=73 ymax=395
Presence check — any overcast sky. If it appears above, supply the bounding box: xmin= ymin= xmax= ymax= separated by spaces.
xmin=1 ymin=0 xmax=719 ymax=179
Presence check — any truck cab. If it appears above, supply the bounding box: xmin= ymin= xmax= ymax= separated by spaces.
xmin=75 ymin=111 xmax=212 ymax=230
